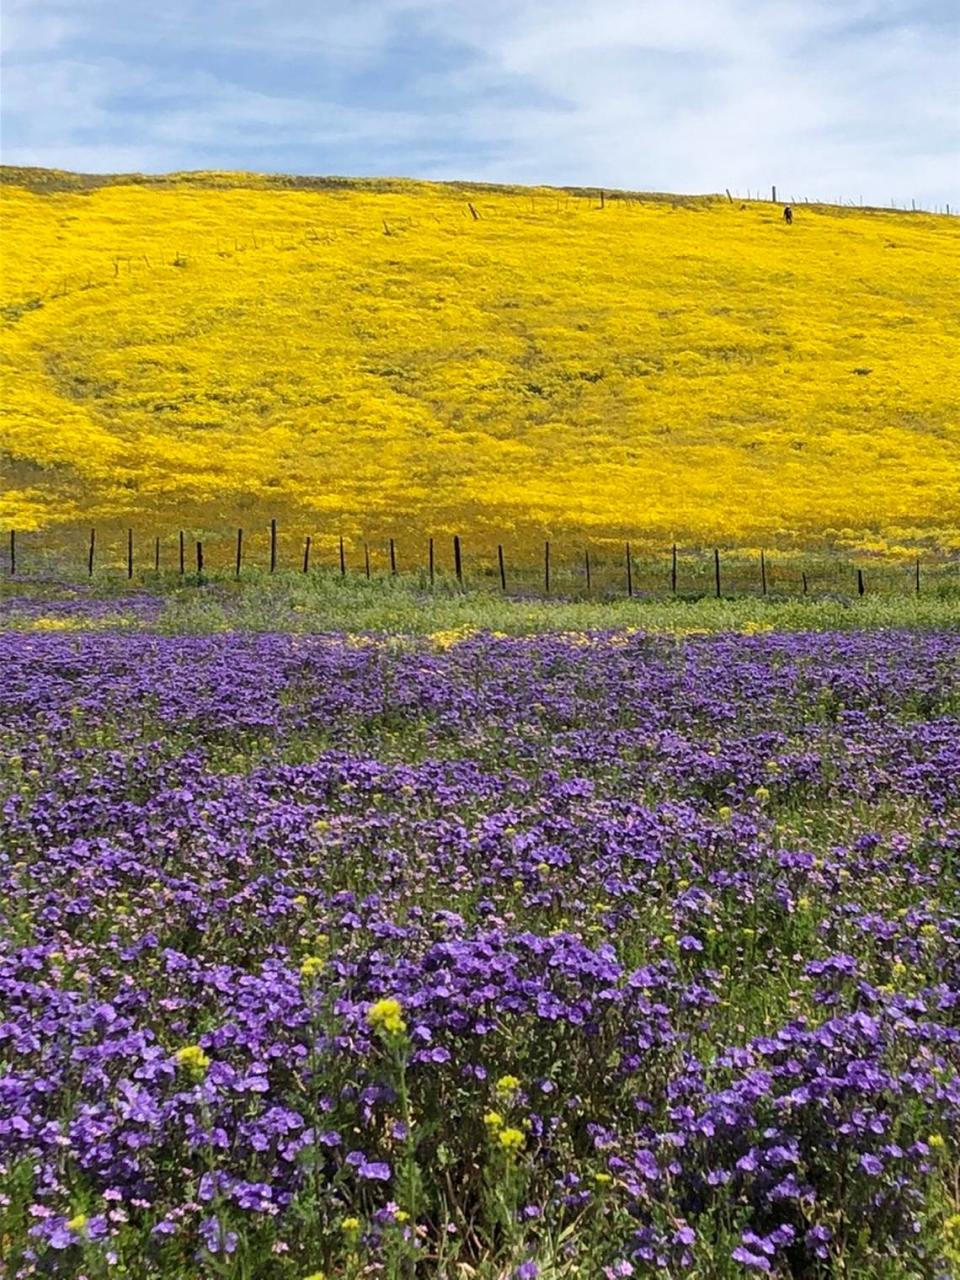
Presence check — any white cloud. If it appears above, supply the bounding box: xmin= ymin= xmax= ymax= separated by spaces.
xmin=1 ymin=0 xmax=957 ymax=206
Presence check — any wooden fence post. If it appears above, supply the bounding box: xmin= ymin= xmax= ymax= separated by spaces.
xmin=127 ymin=529 xmax=133 ymax=580
xmin=154 ymin=536 xmax=160 ymax=573
xmin=625 ymin=542 xmax=633 ymax=597
xmin=364 ymin=543 xmax=370 ymax=579
xmin=236 ymin=528 xmax=243 ymax=578
xmin=671 ymin=543 xmax=677 ymax=594
xmin=339 ymin=535 xmax=346 ymax=578
xmin=196 ymin=540 xmax=203 ymax=577
xmin=544 ymin=540 xmax=550 ymax=595
xmin=303 ymin=536 xmax=311 ymax=574
xmin=88 ymin=529 xmax=95 ymax=578
xmin=857 ymin=568 xmax=865 ymax=597
xmin=802 ymin=571 xmax=808 ymax=596
xmin=389 ymin=537 xmax=396 ymax=575
xmin=454 ymin=535 xmax=462 ymax=584
xmin=585 ymin=549 xmax=591 ymax=591
xmin=760 ymin=549 xmax=767 ymax=596
xmin=714 ymin=548 xmax=721 ymax=599
xmin=270 ymin=519 xmax=277 ymax=573
xmin=429 ymin=537 xmax=434 ymax=586
xmin=9 ymin=530 xmax=15 ymax=576
xmin=179 ymin=530 xmax=185 ymax=576
xmin=498 ymin=544 xmax=506 ymax=592
xmin=915 ymin=557 xmax=920 ymax=596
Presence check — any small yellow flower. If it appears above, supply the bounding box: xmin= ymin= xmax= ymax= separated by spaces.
xmin=299 ymin=955 xmax=325 ymax=980
xmin=367 ymin=997 xmax=406 ymax=1036
xmin=495 ymin=1074 xmax=521 ymax=1096
xmin=67 ymin=1214 xmax=88 ymax=1233
xmin=293 ymin=895 xmax=308 ymax=907
xmin=513 ymin=879 xmax=524 ymax=891
xmin=303 ymin=1272 xmax=327 ymax=1280
xmin=341 ymin=1216 xmax=361 ymax=1234
xmin=484 ymin=1110 xmax=504 ymax=1130
xmin=174 ymin=1044 xmax=210 ymax=1074
xmin=395 ymin=1210 xmax=410 ymax=1223
xmin=718 ymin=806 xmax=732 ymax=821
xmin=593 ymin=1172 xmax=612 ymax=1185
xmin=753 ymin=786 xmax=770 ymax=803
xmin=498 ymin=1127 xmax=525 ymax=1152
xmin=797 ymin=897 xmax=811 ymax=911
xmin=928 ymin=1133 xmax=945 ymax=1149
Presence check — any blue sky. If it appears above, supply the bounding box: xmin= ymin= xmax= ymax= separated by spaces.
xmin=2 ymin=0 xmax=957 ymax=206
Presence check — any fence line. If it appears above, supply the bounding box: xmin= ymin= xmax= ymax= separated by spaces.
xmin=4 ymin=524 xmax=950 ymax=601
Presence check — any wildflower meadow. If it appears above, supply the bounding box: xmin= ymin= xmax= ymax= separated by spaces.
xmin=1 ymin=159 xmax=958 ymax=1280
xmin=1 ymin=610 xmax=958 ymax=1277
xmin=2 ymin=169 xmax=959 ymax=559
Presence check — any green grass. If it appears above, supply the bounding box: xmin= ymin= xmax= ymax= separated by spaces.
xmin=3 ymin=566 xmax=960 ymax=635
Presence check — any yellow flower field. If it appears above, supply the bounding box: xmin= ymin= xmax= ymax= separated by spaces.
xmin=1 ymin=168 xmax=958 ymax=561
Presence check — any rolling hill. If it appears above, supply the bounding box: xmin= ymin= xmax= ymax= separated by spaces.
xmin=2 ymin=168 xmax=958 ymax=562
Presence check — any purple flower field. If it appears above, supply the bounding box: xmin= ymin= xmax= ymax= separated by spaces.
xmin=1 ymin=629 xmax=958 ymax=1278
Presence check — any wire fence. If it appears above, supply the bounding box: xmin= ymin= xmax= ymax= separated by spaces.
xmin=5 ymin=525 xmax=956 ymax=601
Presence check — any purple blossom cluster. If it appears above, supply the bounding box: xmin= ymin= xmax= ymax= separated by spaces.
xmin=1 ymin=629 xmax=958 ymax=1277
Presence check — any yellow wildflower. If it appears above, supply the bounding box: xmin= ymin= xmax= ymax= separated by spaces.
xmin=299 ymin=955 xmax=325 ymax=980
xmin=67 ymin=1214 xmax=88 ymax=1233
xmin=367 ymin=997 xmax=406 ymax=1036
xmin=495 ymin=1075 xmax=521 ymax=1097
xmin=498 ymin=1128 xmax=525 ymax=1152
xmin=174 ymin=1044 xmax=210 ymax=1074
xmin=483 ymin=1110 xmax=504 ymax=1131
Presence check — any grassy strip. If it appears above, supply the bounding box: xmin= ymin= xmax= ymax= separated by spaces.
xmin=3 ymin=568 xmax=960 ymax=634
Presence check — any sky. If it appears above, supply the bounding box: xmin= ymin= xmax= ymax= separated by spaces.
xmin=2 ymin=0 xmax=957 ymax=207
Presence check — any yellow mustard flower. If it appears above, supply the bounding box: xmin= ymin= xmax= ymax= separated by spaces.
xmin=174 ymin=1045 xmax=210 ymax=1074
xmin=299 ymin=955 xmax=325 ymax=980
xmin=367 ymin=997 xmax=406 ymax=1036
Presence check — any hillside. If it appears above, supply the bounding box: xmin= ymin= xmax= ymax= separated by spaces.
xmin=2 ymin=168 xmax=958 ymax=560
